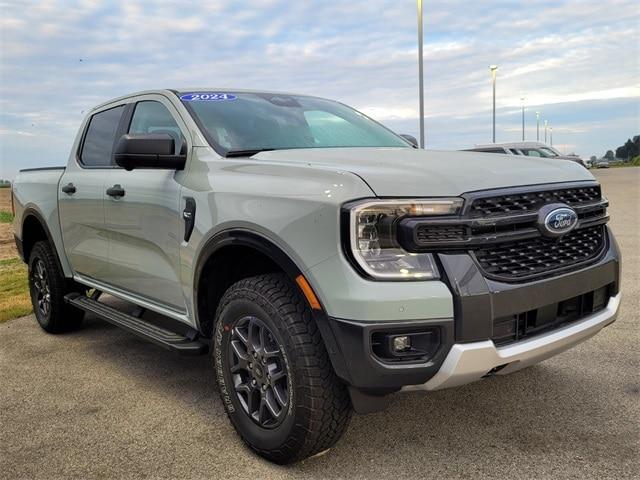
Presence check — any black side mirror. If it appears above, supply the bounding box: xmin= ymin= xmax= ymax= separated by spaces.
xmin=400 ymin=134 xmax=419 ymax=148
xmin=113 ymin=134 xmax=186 ymax=171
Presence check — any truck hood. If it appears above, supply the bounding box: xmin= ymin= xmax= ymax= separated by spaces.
xmin=254 ymin=148 xmax=595 ymax=196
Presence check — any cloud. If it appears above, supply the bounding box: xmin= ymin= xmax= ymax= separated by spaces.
xmin=0 ymin=0 xmax=638 ymax=179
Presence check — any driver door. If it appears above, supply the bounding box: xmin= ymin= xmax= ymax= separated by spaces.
xmin=103 ymin=97 xmax=188 ymax=312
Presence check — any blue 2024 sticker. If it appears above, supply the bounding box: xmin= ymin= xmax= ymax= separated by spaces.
xmin=180 ymin=93 xmax=237 ymax=101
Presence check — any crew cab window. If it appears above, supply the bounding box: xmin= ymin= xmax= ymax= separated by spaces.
xmin=80 ymin=105 xmax=125 ymax=167
xmin=129 ymin=101 xmax=183 ymax=153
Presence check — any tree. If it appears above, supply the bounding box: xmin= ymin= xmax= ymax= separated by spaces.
xmin=604 ymin=150 xmax=615 ymax=160
xmin=616 ymin=144 xmax=627 ymax=159
xmin=614 ymin=135 xmax=640 ymax=161
xmin=590 ymin=155 xmax=597 ymax=162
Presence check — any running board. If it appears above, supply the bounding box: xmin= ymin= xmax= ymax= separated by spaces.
xmin=65 ymin=293 xmax=207 ymax=355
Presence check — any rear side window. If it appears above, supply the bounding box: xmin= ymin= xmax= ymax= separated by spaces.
xmin=129 ymin=101 xmax=183 ymax=154
xmin=80 ymin=106 xmax=125 ymax=167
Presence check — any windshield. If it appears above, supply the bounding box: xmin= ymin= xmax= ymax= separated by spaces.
xmin=520 ymin=148 xmax=557 ymax=158
xmin=539 ymin=147 xmax=559 ymax=157
xmin=179 ymin=91 xmax=410 ymax=155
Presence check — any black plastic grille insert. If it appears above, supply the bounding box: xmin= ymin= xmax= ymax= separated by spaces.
xmin=474 ymin=225 xmax=605 ymax=280
xmin=469 ymin=185 xmax=601 ymax=217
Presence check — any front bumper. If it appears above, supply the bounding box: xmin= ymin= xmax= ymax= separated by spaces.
xmin=402 ymin=292 xmax=620 ymax=391
xmin=320 ymin=227 xmax=621 ymax=393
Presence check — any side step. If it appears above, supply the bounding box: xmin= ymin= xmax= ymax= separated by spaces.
xmin=65 ymin=293 xmax=208 ymax=355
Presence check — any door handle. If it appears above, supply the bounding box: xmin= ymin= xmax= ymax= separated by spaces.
xmin=106 ymin=184 xmax=125 ymax=198
xmin=61 ymin=183 xmax=76 ymax=195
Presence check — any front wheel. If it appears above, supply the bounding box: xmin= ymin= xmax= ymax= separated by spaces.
xmin=213 ymin=273 xmax=352 ymax=463
xmin=28 ymin=241 xmax=85 ymax=333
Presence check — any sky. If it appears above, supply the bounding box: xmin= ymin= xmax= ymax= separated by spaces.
xmin=1 ymin=0 xmax=639 ymax=179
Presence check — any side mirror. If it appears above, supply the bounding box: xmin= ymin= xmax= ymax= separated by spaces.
xmin=400 ymin=134 xmax=419 ymax=148
xmin=113 ymin=134 xmax=186 ymax=171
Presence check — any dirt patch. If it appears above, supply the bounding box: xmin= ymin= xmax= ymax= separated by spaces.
xmin=0 ymin=188 xmax=12 ymax=211
xmin=0 ymin=188 xmax=18 ymax=260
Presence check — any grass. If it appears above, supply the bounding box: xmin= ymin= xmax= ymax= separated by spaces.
xmin=0 ymin=257 xmax=31 ymax=322
xmin=607 ymin=156 xmax=640 ymax=168
xmin=0 ymin=211 xmax=14 ymax=223
xmin=610 ymin=163 xmax=640 ymax=168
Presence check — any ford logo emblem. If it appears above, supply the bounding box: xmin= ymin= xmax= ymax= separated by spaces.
xmin=538 ymin=204 xmax=578 ymax=238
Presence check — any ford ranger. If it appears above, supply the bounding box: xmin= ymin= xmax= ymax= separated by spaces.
xmin=12 ymin=89 xmax=621 ymax=463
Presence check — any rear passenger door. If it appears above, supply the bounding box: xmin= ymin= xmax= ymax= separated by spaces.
xmin=103 ymin=98 xmax=188 ymax=312
xmin=59 ymin=104 xmax=125 ymax=281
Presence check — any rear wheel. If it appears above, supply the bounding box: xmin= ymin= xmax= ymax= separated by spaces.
xmin=28 ymin=241 xmax=85 ymax=333
xmin=213 ymin=273 xmax=352 ymax=463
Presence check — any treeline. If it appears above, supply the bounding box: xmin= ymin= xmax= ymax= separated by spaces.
xmin=0 ymin=179 xmax=11 ymax=188
xmin=614 ymin=135 xmax=639 ymax=160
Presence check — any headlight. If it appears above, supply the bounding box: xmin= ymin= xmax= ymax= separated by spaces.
xmin=347 ymin=198 xmax=463 ymax=280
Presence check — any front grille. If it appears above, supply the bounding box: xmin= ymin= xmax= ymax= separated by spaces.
xmin=492 ymin=284 xmax=611 ymax=346
xmin=474 ymin=225 xmax=606 ymax=280
xmin=469 ymin=185 xmax=601 ymax=218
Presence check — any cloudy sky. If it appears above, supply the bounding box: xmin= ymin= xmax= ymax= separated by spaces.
xmin=1 ymin=0 xmax=638 ymax=179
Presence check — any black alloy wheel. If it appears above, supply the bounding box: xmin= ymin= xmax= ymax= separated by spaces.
xmin=228 ymin=315 xmax=290 ymax=428
xmin=30 ymin=258 xmax=51 ymax=318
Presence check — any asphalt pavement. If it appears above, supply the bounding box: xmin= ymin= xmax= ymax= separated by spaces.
xmin=1 ymin=167 xmax=638 ymax=479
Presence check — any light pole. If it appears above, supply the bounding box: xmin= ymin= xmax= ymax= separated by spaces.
xmin=490 ymin=65 xmax=498 ymax=143
xmin=417 ymin=0 xmax=425 ymax=148
xmin=536 ymin=111 xmax=540 ymax=141
xmin=544 ymin=120 xmax=548 ymax=143
xmin=550 ymin=127 xmax=553 ymax=146
xmin=521 ymin=97 xmax=526 ymax=141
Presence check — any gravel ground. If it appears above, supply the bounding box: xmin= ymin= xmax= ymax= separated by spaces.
xmin=1 ymin=168 xmax=638 ymax=480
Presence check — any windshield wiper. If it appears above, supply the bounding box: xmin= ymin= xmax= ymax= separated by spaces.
xmin=225 ymin=149 xmax=275 ymax=158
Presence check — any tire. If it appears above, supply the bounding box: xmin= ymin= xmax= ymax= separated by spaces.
xmin=28 ymin=241 xmax=85 ymax=333
xmin=213 ymin=273 xmax=352 ymax=463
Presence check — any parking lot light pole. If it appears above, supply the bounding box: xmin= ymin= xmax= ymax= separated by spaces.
xmin=417 ymin=0 xmax=425 ymax=148
xmin=521 ymin=97 xmax=525 ymax=141
xmin=536 ymin=111 xmax=540 ymax=141
xmin=544 ymin=120 xmax=548 ymax=143
xmin=490 ymin=65 xmax=498 ymax=143
xmin=550 ymin=126 xmax=553 ymax=146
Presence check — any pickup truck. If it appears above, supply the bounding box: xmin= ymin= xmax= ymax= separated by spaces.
xmin=12 ymin=89 xmax=621 ymax=463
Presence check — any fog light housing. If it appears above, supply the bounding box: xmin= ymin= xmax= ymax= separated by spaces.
xmin=371 ymin=328 xmax=440 ymax=363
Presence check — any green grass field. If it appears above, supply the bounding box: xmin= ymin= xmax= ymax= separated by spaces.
xmin=0 ymin=257 xmax=31 ymax=322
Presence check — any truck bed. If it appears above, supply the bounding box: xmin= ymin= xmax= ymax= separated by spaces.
xmin=12 ymin=166 xmax=69 ymax=272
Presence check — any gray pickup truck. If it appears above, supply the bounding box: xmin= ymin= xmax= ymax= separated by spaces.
xmin=12 ymin=89 xmax=621 ymax=463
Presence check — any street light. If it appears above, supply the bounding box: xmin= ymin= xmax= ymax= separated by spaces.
xmin=544 ymin=120 xmax=548 ymax=143
xmin=536 ymin=111 xmax=540 ymax=141
xmin=490 ymin=65 xmax=498 ymax=143
xmin=550 ymin=126 xmax=553 ymax=146
xmin=521 ymin=97 xmax=526 ymax=141
xmin=417 ymin=0 xmax=425 ymax=148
